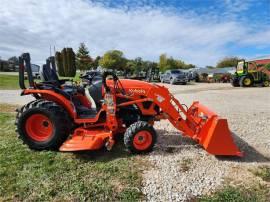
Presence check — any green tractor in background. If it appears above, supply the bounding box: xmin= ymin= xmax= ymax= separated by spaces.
xmin=231 ymin=60 xmax=270 ymax=87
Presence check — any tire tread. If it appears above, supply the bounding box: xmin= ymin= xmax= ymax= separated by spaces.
xmin=15 ymin=99 xmax=71 ymax=150
xmin=124 ymin=121 xmax=156 ymax=154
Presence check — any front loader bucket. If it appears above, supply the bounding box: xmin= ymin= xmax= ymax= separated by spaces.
xmin=188 ymin=102 xmax=243 ymax=157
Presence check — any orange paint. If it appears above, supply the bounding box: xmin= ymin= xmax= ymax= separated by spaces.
xmin=25 ymin=114 xmax=53 ymax=141
xmin=60 ymin=128 xmax=112 ymax=151
xmin=22 ymin=78 xmax=242 ymax=156
xmin=133 ymin=130 xmax=153 ymax=151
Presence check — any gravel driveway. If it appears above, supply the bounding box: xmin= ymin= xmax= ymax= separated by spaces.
xmin=0 ymin=90 xmax=34 ymax=105
xmin=0 ymin=83 xmax=269 ymax=201
xmin=142 ymin=83 xmax=270 ymax=201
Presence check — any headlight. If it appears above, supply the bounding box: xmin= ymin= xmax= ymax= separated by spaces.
xmin=104 ymin=93 xmax=115 ymax=114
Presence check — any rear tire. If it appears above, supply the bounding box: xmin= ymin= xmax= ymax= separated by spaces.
xmin=124 ymin=121 xmax=157 ymax=154
xmin=239 ymin=76 xmax=253 ymax=87
xmin=15 ymin=100 xmax=72 ymax=150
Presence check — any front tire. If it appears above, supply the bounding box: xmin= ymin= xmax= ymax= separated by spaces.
xmin=231 ymin=77 xmax=240 ymax=87
xmin=124 ymin=121 xmax=157 ymax=154
xmin=263 ymin=80 xmax=269 ymax=87
xmin=15 ymin=100 xmax=71 ymax=150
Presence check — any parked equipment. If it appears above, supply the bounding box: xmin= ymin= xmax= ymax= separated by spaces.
xmin=145 ymin=66 xmax=160 ymax=82
xmin=160 ymin=69 xmax=188 ymax=85
xmin=231 ymin=60 xmax=270 ymax=87
xmin=15 ymin=53 xmax=242 ymax=156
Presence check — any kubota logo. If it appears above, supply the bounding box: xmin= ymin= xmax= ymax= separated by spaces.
xmin=128 ymin=88 xmax=146 ymax=94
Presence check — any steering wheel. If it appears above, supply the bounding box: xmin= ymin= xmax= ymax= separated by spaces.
xmin=80 ymin=72 xmax=97 ymax=86
xmin=102 ymin=71 xmax=126 ymax=94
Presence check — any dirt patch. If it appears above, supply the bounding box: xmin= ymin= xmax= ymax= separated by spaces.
xmin=0 ymin=103 xmax=20 ymax=113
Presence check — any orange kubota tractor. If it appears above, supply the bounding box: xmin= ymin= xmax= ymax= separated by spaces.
xmin=15 ymin=53 xmax=242 ymax=156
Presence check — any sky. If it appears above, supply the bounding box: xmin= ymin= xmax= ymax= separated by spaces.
xmin=0 ymin=0 xmax=269 ymax=66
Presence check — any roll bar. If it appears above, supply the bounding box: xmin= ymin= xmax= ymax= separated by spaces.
xmin=19 ymin=53 xmax=35 ymax=89
xmin=102 ymin=71 xmax=119 ymax=92
xmin=46 ymin=56 xmax=57 ymax=72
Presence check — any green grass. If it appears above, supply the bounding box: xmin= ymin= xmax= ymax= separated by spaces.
xmin=199 ymin=184 xmax=269 ymax=202
xmin=0 ymin=75 xmax=19 ymax=90
xmin=59 ymin=72 xmax=81 ymax=81
xmin=0 ymin=73 xmax=80 ymax=90
xmin=0 ymin=105 xmax=144 ymax=201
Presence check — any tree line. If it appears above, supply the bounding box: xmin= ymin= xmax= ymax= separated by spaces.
xmin=47 ymin=43 xmax=198 ymax=76
xmin=73 ymin=43 xmax=196 ymax=76
xmin=0 ymin=42 xmax=246 ymax=76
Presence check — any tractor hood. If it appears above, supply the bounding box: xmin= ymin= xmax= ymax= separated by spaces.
xmin=107 ymin=79 xmax=157 ymax=96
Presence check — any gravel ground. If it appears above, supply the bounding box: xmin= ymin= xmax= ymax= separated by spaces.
xmin=142 ymin=83 xmax=270 ymax=201
xmin=0 ymin=83 xmax=231 ymax=106
xmin=0 ymin=90 xmax=34 ymax=105
xmin=0 ymin=83 xmax=269 ymax=201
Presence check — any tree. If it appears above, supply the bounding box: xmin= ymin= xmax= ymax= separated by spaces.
xmin=125 ymin=60 xmax=136 ymax=75
xmin=185 ymin=64 xmax=196 ymax=69
xmin=90 ymin=56 xmax=101 ymax=69
xmin=142 ymin=61 xmax=157 ymax=71
xmin=158 ymin=54 xmax=195 ymax=71
xmin=99 ymin=50 xmax=126 ymax=71
xmin=166 ymin=57 xmax=178 ymax=69
xmin=76 ymin=43 xmax=92 ymax=71
xmin=7 ymin=56 xmax=19 ymax=71
xmin=133 ymin=57 xmax=144 ymax=76
xmin=8 ymin=56 xmax=19 ymax=65
xmin=144 ymin=61 xmax=158 ymax=80
xmin=158 ymin=54 xmax=167 ymax=72
xmin=216 ymin=57 xmax=239 ymax=68
xmin=206 ymin=65 xmax=215 ymax=69
xmin=265 ymin=63 xmax=270 ymax=71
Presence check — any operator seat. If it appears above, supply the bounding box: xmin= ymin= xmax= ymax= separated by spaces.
xmin=88 ymin=80 xmax=103 ymax=110
xmin=40 ymin=64 xmax=50 ymax=81
xmin=39 ymin=64 xmax=85 ymax=96
xmin=39 ymin=63 xmax=104 ymax=118
xmin=40 ymin=64 xmax=67 ymax=87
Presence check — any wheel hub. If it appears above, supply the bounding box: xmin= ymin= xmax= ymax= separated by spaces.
xmin=25 ymin=114 xmax=53 ymax=142
xmin=138 ymin=135 xmax=144 ymax=142
xmin=42 ymin=121 xmax=49 ymax=127
xmin=133 ymin=130 xmax=153 ymax=150
xmin=244 ymin=78 xmax=251 ymax=85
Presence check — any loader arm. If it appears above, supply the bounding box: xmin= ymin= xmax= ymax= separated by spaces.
xmin=145 ymin=84 xmax=243 ymax=157
xmin=144 ymin=85 xmax=197 ymax=136
xmin=107 ymin=78 xmax=242 ymax=156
